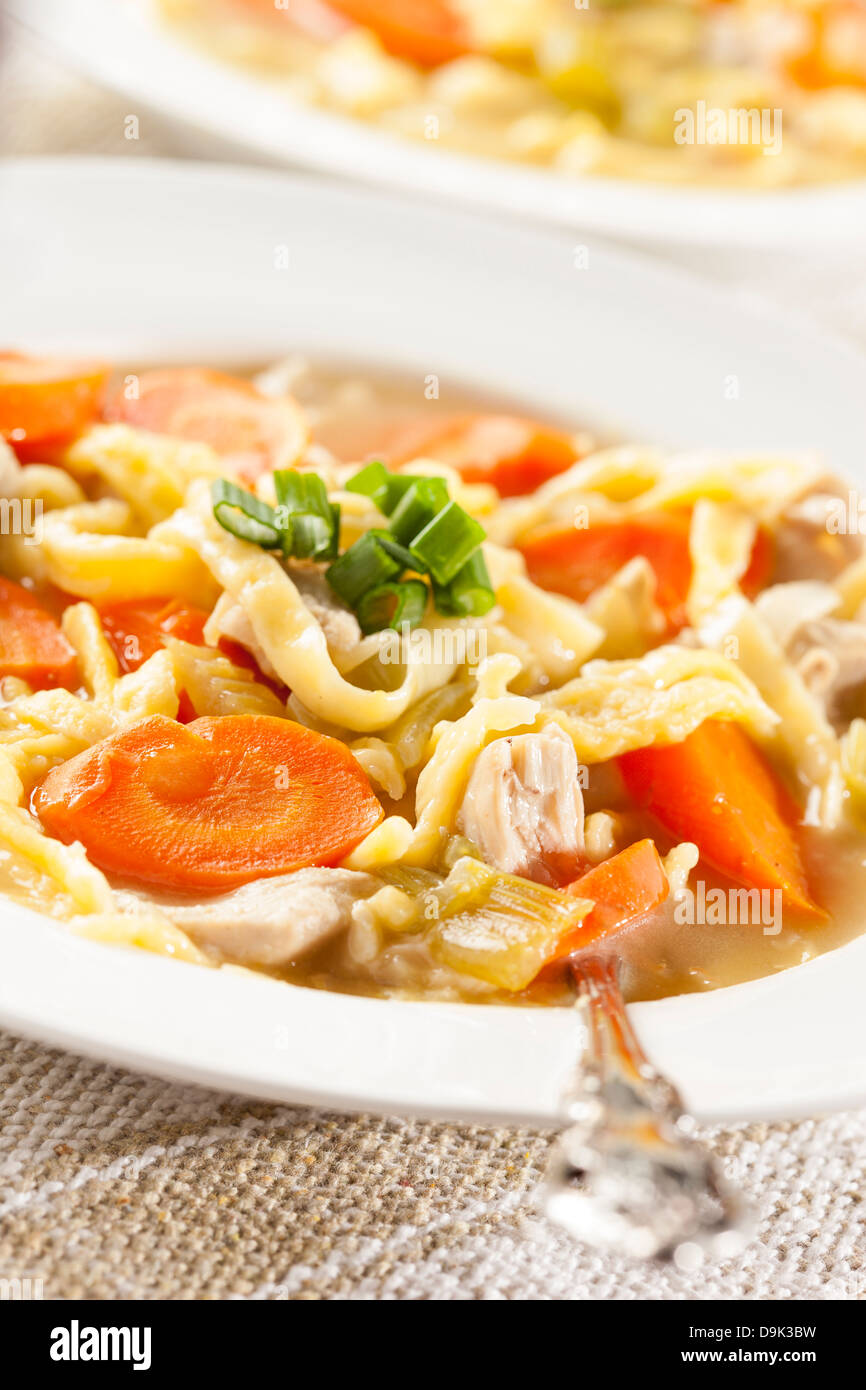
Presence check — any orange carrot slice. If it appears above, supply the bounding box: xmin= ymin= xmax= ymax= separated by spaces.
xmin=396 ymin=414 xmax=579 ymax=497
xmin=33 ymin=713 xmax=383 ymax=890
xmin=98 ymin=599 xmax=210 ymax=675
xmin=0 ymin=576 xmax=79 ymax=690
xmin=325 ymin=0 xmax=473 ymax=66
xmin=104 ymin=368 xmax=309 ymax=482
xmin=519 ymin=512 xmax=694 ymax=628
xmin=520 ymin=512 xmax=772 ymax=630
xmin=0 ymin=352 xmax=109 ymax=456
xmin=561 ymin=839 xmax=669 ymax=947
xmin=618 ymin=721 xmax=823 ymax=918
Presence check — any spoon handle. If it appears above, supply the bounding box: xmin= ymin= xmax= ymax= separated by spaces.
xmin=541 ymin=954 xmax=753 ymax=1264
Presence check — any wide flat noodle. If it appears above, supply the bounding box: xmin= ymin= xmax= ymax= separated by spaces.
xmin=65 ymin=424 xmax=223 ymax=529
xmin=42 ymin=499 xmax=216 ymax=603
xmin=165 ymin=638 xmax=284 ymax=718
xmin=686 ymin=498 xmax=757 ymax=624
xmin=542 ymin=644 xmax=778 ymax=763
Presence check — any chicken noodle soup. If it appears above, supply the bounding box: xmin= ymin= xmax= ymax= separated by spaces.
xmin=3 ymin=350 xmax=866 ymax=1006
xmin=159 ymin=0 xmax=866 ymax=187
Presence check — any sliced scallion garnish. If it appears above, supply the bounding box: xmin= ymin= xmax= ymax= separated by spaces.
xmin=211 ymin=480 xmax=282 ymax=548
xmin=388 ymin=477 xmax=449 ymax=547
xmin=409 ymin=500 xmax=485 ymax=586
xmin=356 ymin=579 xmax=428 ymax=635
xmin=432 ymin=548 xmax=495 ymax=617
xmin=344 ymin=460 xmax=392 ymax=513
xmin=325 ymin=530 xmax=402 ymax=609
xmin=274 ymin=469 xmax=340 ymax=559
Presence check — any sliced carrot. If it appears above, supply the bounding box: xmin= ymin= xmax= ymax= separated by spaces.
xmin=397 ymin=414 xmax=579 ymax=498
xmin=520 ymin=512 xmax=772 ymax=630
xmin=519 ymin=511 xmax=694 ymax=628
xmin=104 ymin=368 xmax=309 ymax=482
xmin=320 ymin=410 xmax=578 ymax=498
xmin=325 ymin=0 xmax=473 ymax=66
xmin=0 ymin=352 xmax=109 ymax=456
xmin=618 ymin=721 xmax=823 ymax=918
xmin=0 ymin=576 xmax=79 ymax=691
xmin=33 ymin=713 xmax=383 ymax=890
xmin=545 ymin=839 xmax=670 ymax=964
xmin=98 ymin=599 xmax=209 ymax=675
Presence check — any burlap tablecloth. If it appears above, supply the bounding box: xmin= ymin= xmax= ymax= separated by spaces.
xmin=2 ymin=23 xmax=866 ymax=1301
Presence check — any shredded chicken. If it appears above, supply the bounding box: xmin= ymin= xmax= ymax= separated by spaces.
xmin=116 ymin=868 xmax=379 ymax=969
xmin=457 ymin=726 xmax=585 ymax=886
xmin=773 ymin=476 xmax=864 ymax=583
xmin=288 ymin=564 xmax=362 ymax=656
xmin=788 ymin=617 xmax=866 ymax=732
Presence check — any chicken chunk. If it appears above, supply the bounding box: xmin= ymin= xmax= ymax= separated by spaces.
xmin=773 ymin=476 xmax=864 ymax=583
xmin=117 ymin=868 xmax=379 ymax=969
xmin=788 ymin=617 xmax=866 ymax=733
xmin=288 ymin=564 xmax=362 ymax=656
xmin=457 ymin=726 xmax=585 ymax=886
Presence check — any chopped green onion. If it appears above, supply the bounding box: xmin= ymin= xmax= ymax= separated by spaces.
xmin=381 ymin=472 xmax=425 ymax=514
xmin=326 ymin=530 xmax=402 ymax=608
xmin=356 ymin=580 xmax=429 ymax=634
xmin=283 ymin=511 xmax=336 ymax=560
xmin=211 ymin=480 xmax=282 ymax=548
xmin=375 ymin=532 xmax=419 ymax=571
xmin=388 ymin=477 xmax=449 ymax=546
xmin=433 ymin=548 xmax=495 ymax=617
xmin=345 ymin=460 xmax=391 ymax=513
xmin=274 ymin=469 xmax=340 ymax=559
xmin=409 ymin=501 xmax=485 ymax=586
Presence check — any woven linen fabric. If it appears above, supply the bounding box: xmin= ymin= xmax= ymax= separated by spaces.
xmin=1 ymin=1030 xmax=865 ymax=1300
xmin=3 ymin=28 xmax=866 ymax=1302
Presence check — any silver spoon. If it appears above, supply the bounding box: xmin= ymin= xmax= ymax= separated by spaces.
xmin=540 ymin=954 xmax=753 ymax=1266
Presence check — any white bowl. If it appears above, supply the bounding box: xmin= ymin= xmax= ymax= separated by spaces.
xmin=8 ymin=0 xmax=866 ymax=251
xmin=1 ymin=156 xmax=866 ymax=1123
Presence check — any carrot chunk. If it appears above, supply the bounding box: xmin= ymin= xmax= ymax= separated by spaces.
xmin=520 ymin=512 xmax=772 ymax=630
xmin=325 ymin=0 xmax=473 ymax=66
xmin=399 ymin=414 xmax=579 ymax=497
xmin=104 ymin=368 xmax=308 ymax=482
xmin=33 ymin=714 xmax=383 ymax=890
xmin=98 ymin=599 xmax=209 ymax=675
xmin=519 ymin=512 xmax=693 ymax=628
xmin=0 ymin=576 xmax=79 ymax=690
xmin=618 ymin=721 xmax=822 ymax=918
xmin=0 ymin=351 xmax=109 ymax=455
xmin=549 ymin=839 xmax=670 ymax=962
